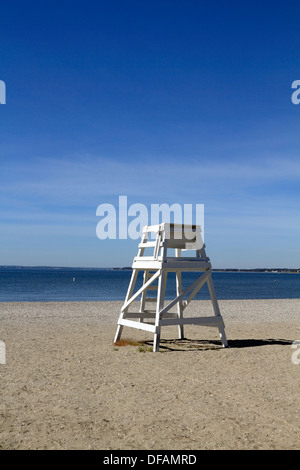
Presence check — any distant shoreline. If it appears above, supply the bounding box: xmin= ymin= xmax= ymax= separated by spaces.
xmin=0 ymin=265 xmax=299 ymax=273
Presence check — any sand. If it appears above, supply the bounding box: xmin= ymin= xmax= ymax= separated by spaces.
xmin=0 ymin=299 xmax=300 ymax=450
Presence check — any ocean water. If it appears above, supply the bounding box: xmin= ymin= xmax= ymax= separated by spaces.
xmin=0 ymin=267 xmax=299 ymax=302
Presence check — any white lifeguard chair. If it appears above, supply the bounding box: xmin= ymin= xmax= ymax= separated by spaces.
xmin=114 ymin=223 xmax=228 ymax=352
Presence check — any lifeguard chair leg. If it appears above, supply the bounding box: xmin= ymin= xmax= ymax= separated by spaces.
xmin=206 ymin=273 xmax=228 ymax=347
xmin=153 ymin=270 xmax=166 ymax=352
xmin=176 ymin=271 xmax=184 ymax=339
xmin=114 ymin=324 xmax=123 ymax=345
xmin=114 ymin=268 xmax=138 ymax=344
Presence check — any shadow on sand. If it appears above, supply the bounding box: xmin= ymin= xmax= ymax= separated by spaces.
xmin=143 ymin=337 xmax=294 ymax=352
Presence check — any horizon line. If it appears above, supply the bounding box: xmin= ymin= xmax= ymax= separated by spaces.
xmin=0 ymin=265 xmax=299 ymax=271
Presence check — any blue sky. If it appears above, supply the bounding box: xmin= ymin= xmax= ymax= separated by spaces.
xmin=0 ymin=0 xmax=300 ymax=268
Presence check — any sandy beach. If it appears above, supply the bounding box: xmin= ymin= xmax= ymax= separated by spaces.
xmin=0 ymin=299 xmax=300 ymax=450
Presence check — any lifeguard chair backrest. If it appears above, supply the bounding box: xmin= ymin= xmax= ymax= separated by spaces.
xmin=163 ymin=223 xmax=203 ymax=250
xmin=144 ymin=223 xmax=203 ymax=251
